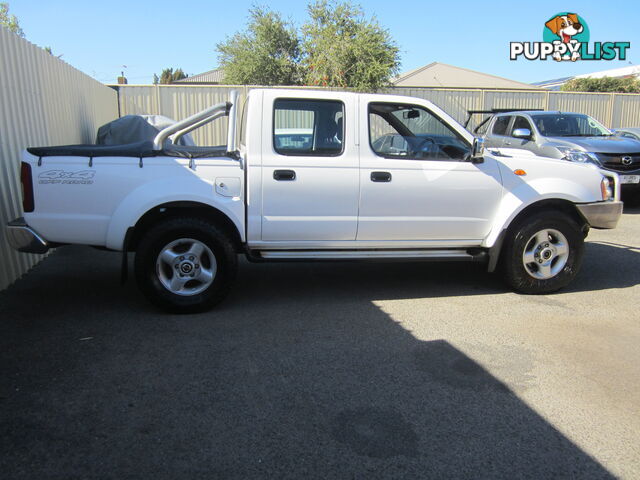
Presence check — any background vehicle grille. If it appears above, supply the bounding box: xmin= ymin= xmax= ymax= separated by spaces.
xmin=596 ymin=153 xmax=640 ymax=172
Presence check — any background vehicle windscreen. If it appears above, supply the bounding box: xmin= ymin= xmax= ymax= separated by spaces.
xmin=531 ymin=114 xmax=611 ymax=137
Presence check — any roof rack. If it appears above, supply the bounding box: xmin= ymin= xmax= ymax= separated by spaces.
xmin=463 ymin=108 xmax=544 ymax=132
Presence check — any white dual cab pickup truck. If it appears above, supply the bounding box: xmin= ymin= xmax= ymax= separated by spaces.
xmin=7 ymin=89 xmax=623 ymax=312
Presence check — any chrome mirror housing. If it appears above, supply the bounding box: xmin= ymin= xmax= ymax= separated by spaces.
xmin=471 ymin=137 xmax=485 ymax=161
xmin=512 ymin=128 xmax=532 ymax=139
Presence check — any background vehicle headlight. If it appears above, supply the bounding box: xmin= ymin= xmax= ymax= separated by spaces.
xmin=558 ymin=148 xmax=601 ymax=166
xmin=601 ymin=177 xmax=613 ymax=200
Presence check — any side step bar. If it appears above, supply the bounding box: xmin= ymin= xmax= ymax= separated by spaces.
xmin=255 ymin=249 xmax=487 ymax=261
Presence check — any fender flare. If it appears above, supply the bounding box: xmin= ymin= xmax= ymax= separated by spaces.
xmin=484 ymin=175 xmax=599 ymax=249
xmin=485 ymin=195 xmax=591 ymax=272
xmin=105 ymin=178 xmax=244 ymax=251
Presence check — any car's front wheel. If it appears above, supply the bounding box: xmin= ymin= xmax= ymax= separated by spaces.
xmin=134 ymin=217 xmax=237 ymax=313
xmin=501 ymin=211 xmax=584 ymax=294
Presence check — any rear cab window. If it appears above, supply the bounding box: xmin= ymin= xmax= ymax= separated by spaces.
xmin=273 ymin=99 xmax=344 ymax=156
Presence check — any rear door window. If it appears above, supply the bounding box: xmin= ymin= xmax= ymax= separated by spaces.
xmin=273 ymin=99 xmax=344 ymax=156
xmin=492 ymin=116 xmax=512 ymax=136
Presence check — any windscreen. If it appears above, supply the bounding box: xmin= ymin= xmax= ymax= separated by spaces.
xmin=531 ymin=114 xmax=611 ymax=137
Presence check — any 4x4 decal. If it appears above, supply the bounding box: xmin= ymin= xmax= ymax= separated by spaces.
xmin=38 ymin=170 xmax=95 ymax=185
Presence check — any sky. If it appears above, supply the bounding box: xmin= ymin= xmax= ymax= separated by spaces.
xmin=7 ymin=0 xmax=640 ymax=85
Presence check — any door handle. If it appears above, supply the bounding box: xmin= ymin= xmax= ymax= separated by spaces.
xmin=273 ymin=169 xmax=296 ymax=181
xmin=504 ymin=141 xmax=512 ymax=146
xmin=370 ymin=171 xmax=392 ymax=182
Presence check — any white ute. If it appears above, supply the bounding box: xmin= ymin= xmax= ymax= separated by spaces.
xmin=6 ymin=89 xmax=623 ymax=312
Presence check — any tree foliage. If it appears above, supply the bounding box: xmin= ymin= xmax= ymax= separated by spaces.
xmin=561 ymin=77 xmax=640 ymax=93
xmin=302 ymin=0 xmax=400 ymax=91
xmin=215 ymin=1 xmax=401 ymax=91
xmin=217 ymin=7 xmax=302 ymax=86
xmin=157 ymin=68 xmax=188 ymax=84
xmin=0 ymin=2 xmax=24 ymax=37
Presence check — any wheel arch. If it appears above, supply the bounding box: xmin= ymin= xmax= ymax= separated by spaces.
xmin=507 ymin=199 xmax=587 ymax=232
xmin=127 ymin=201 xmax=244 ymax=253
xmin=487 ymin=198 xmax=588 ymax=272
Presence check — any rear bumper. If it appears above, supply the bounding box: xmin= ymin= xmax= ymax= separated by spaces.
xmin=576 ymin=201 xmax=623 ymax=229
xmin=5 ymin=217 xmax=50 ymax=254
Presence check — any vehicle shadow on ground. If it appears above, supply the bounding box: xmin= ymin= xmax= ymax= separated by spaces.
xmin=0 ymin=246 xmax=616 ymax=478
xmin=623 ymin=204 xmax=640 ymax=214
xmin=566 ymin=240 xmax=640 ymax=292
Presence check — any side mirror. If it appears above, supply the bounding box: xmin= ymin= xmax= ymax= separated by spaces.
xmin=512 ymin=128 xmax=532 ymax=140
xmin=470 ymin=137 xmax=485 ymax=163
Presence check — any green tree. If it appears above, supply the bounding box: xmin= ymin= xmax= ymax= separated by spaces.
xmin=43 ymin=46 xmax=63 ymax=58
xmin=302 ymin=0 xmax=400 ymax=91
xmin=217 ymin=7 xmax=302 ymax=85
xmin=0 ymin=2 xmax=24 ymax=37
xmin=152 ymin=73 xmax=160 ymax=85
xmin=157 ymin=68 xmax=188 ymax=84
xmin=561 ymin=77 xmax=640 ymax=93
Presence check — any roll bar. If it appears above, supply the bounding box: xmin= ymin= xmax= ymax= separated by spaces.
xmin=171 ymin=111 xmax=227 ymax=145
xmin=226 ymin=90 xmax=238 ymax=156
xmin=152 ymin=90 xmax=240 ymax=155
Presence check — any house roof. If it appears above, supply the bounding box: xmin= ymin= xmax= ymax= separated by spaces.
xmin=575 ymin=64 xmax=640 ymax=80
xmin=534 ymin=65 xmax=640 ymax=90
xmin=392 ymin=62 xmax=540 ymax=90
xmin=531 ymin=76 xmax=574 ymax=90
xmin=173 ymin=68 xmax=223 ymax=84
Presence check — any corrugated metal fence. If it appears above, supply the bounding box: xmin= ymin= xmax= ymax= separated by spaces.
xmin=118 ymin=85 xmax=640 ymax=145
xmin=116 ymin=84 xmax=640 ymax=145
xmin=0 ymin=27 xmax=118 ymax=291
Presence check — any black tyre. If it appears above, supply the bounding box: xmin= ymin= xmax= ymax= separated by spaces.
xmin=134 ymin=217 xmax=237 ymax=313
xmin=501 ymin=211 xmax=584 ymax=294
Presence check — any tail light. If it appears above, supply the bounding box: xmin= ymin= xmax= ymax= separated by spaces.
xmin=20 ymin=162 xmax=34 ymax=212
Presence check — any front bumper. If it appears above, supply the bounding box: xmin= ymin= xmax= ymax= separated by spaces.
xmin=576 ymin=201 xmax=623 ymax=229
xmin=5 ymin=217 xmax=50 ymax=254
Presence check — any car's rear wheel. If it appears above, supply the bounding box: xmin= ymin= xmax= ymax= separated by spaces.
xmin=134 ymin=217 xmax=237 ymax=313
xmin=501 ymin=211 xmax=584 ymax=294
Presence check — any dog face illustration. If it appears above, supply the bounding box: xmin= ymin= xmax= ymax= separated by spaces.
xmin=545 ymin=13 xmax=583 ymax=43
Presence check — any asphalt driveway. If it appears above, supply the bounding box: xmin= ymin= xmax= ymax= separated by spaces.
xmin=1 ymin=207 xmax=639 ymax=479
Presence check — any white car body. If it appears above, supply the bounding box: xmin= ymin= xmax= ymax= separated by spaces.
xmin=7 ymin=89 xmax=624 ymax=310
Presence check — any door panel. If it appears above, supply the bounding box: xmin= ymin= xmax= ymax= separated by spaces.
xmin=485 ymin=115 xmax=512 ymax=149
xmin=504 ymin=116 xmax=537 ymax=154
xmin=357 ymin=158 xmax=503 ymax=240
xmin=260 ymin=92 xmax=359 ymax=241
xmin=358 ymin=101 xmax=504 ymax=242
